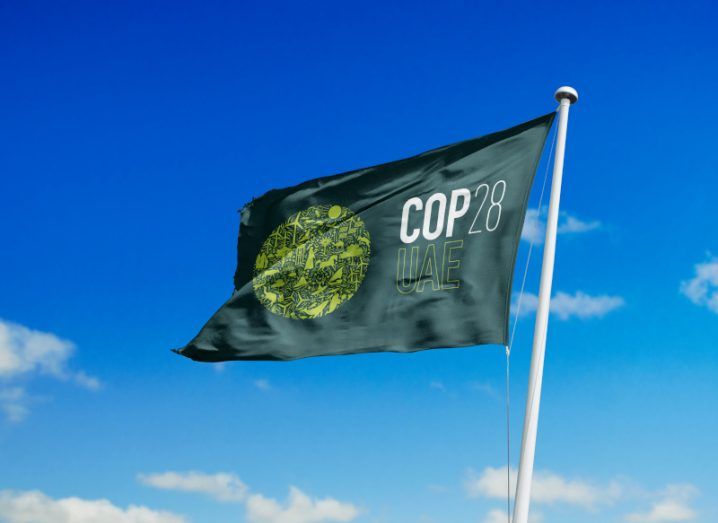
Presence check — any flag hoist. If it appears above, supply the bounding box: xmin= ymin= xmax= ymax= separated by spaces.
xmin=512 ymin=86 xmax=578 ymax=523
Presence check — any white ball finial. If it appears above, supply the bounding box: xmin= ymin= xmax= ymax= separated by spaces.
xmin=554 ymin=86 xmax=578 ymax=104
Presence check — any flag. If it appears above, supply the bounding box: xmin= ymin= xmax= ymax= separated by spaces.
xmin=176 ymin=113 xmax=555 ymax=361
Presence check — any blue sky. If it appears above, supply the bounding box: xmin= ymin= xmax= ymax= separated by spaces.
xmin=1 ymin=1 xmax=717 ymax=522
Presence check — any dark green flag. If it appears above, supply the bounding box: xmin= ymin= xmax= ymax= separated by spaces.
xmin=176 ymin=113 xmax=555 ymax=362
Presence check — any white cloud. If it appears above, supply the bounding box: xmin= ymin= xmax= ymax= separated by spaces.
xmin=521 ymin=209 xmax=545 ymax=244
xmin=137 ymin=471 xmax=247 ymax=503
xmin=72 ymin=370 xmax=102 ymax=391
xmin=521 ymin=210 xmax=601 ymax=244
xmin=0 ymin=490 xmax=187 ymax=523
xmin=482 ymin=508 xmax=542 ymax=523
xmin=626 ymin=485 xmax=699 ymax=523
xmin=464 ymin=466 xmax=621 ymax=509
xmin=466 ymin=468 xmax=701 ymax=523
xmin=514 ymin=291 xmax=624 ymax=320
xmin=531 ymin=470 xmax=621 ymax=508
xmin=245 ymin=486 xmax=358 ymax=523
xmin=0 ymin=387 xmax=29 ymax=423
xmin=483 ymin=508 xmax=509 ymax=523
xmin=0 ymin=319 xmax=74 ymax=378
xmin=464 ymin=466 xmax=514 ymax=500
xmin=429 ymin=380 xmax=446 ymax=392
xmin=0 ymin=320 xmax=101 ymax=422
xmin=254 ymin=379 xmax=272 ymax=391
xmin=0 ymin=319 xmax=100 ymax=388
xmin=680 ymin=257 xmax=718 ymax=314
xmin=558 ymin=214 xmax=601 ymax=234
xmin=549 ymin=292 xmax=624 ymax=320
xmin=139 ymin=472 xmax=359 ymax=523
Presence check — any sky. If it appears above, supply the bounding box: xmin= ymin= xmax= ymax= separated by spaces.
xmin=1 ymin=1 xmax=717 ymax=522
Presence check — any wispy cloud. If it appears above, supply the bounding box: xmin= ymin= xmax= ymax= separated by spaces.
xmin=522 ymin=209 xmax=601 ymax=244
xmin=464 ymin=466 xmax=620 ymax=509
xmin=469 ymin=381 xmax=501 ymax=401
xmin=549 ymin=292 xmax=625 ymax=320
xmin=0 ymin=490 xmax=187 ymax=523
xmin=0 ymin=387 xmax=30 ymax=424
xmin=140 ymin=471 xmax=359 ymax=523
xmin=514 ymin=291 xmax=624 ymax=320
xmin=626 ymin=485 xmax=699 ymax=523
xmin=0 ymin=319 xmax=101 ymax=422
xmin=429 ymin=380 xmax=446 ymax=392
xmin=246 ymin=487 xmax=359 ymax=523
xmin=254 ymin=379 xmax=272 ymax=391
xmin=558 ymin=214 xmax=602 ymax=234
xmin=521 ymin=209 xmax=546 ymax=244
xmin=138 ymin=471 xmax=248 ymax=503
xmin=72 ymin=370 xmax=102 ymax=391
xmin=466 ymin=467 xmax=700 ymax=523
xmin=483 ymin=508 xmax=510 ymax=523
xmin=680 ymin=256 xmax=718 ymax=314
xmin=482 ymin=508 xmax=543 ymax=523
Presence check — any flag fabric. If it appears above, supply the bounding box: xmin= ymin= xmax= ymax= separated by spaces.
xmin=176 ymin=113 xmax=555 ymax=362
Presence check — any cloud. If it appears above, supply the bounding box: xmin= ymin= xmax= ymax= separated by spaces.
xmin=521 ymin=209 xmax=545 ymax=244
xmin=0 ymin=319 xmax=101 ymax=422
xmin=469 ymin=381 xmax=501 ymax=401
xmin=549 ymin=292 xmax=624 ymax=320
xmin=626 ymin=485 xmax=699 ymax=523
xmin=0 ymin=387 xmax=30 ymax=423
xmin=0 ymin=490 xmax=187 ymax=523
xmin=466 ymin=467 xmax=701 ymax=523
xmin=139 ymin=472 xmax=359 ymax=523
xmin=558 ymin=214 xmax=601 ymax=234
xmin=464 ymin=466 xmax=513 ymax=500
xmin=72 ymin=370 xmax=102 ymax=391
xmin=429 ymin=381 xmax=446 ymax=392
xmin=0 ymin=319 xmax=74 ymax=379
xmin=254 ymin=379 xmax=272 ymax=391
xmin=514 ymin=291 xmax=624 ymax=320
xmin=464 ymin=466 xmax=621 ymax=509
xmin=482 ymin=508 xmax=543 ymax=523
xmin=0 ymin=319 xmax=100 ymax=389
xmin=483 ymin=508 xmax=509 ymax=523
xmin=137 ymin=472 xmax=247 ymax=503
xmin=521 ymin=210 xmax=601 ymax=244
xmin=245 ymin=486 xmax=359 ymax=523
xmin=680 ymin=257 xmax=718 ymax=314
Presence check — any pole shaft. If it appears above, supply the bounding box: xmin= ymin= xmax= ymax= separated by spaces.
xmin=512 ymin=96 xmax=573 ymax=523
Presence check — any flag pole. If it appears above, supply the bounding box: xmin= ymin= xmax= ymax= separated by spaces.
xmin=512 ymin=86 xmax=578 ymax=523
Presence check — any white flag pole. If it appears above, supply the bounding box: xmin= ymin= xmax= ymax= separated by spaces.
xmin=512 ymin=86 xmax=578 ymax=523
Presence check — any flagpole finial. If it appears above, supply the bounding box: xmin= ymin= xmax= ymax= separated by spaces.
xmin=554 ymin=86 xmax=578 ymax=104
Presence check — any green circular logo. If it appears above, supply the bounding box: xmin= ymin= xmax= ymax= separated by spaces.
xmin=253 ymin=204 xmax=371 ymax=319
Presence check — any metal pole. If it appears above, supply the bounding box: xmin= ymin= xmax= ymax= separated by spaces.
xmin=512 ymin=86 xmax=578 ymax=523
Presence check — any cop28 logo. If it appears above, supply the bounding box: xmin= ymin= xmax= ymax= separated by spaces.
xmin=253 ymin=205 xmax=371 ymax=319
